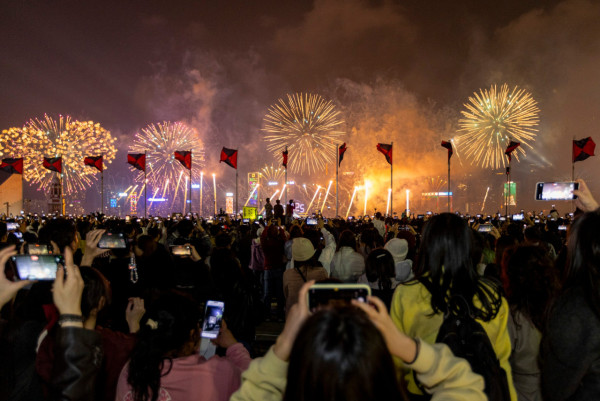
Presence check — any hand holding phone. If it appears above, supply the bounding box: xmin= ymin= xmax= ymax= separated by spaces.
xmin=535 ymin=182 xmax=579 ymax=201
xmin=306 ymin=284 xmax=371 ymax=312
xmin=201 ymin=300 xmax=225 ymax=339
xmin=11 ymin=255 xmax=62 ymax=281
xmin=170 ymin=245 xmax=192 ymax=256
xmin=98 ymin=232 xmax=127 ymax=249
xmin=0 ymin=246 xmax=32 ymax=308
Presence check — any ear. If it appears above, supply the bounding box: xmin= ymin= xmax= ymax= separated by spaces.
xmin=98 ymin=295 xmax=106 ymax=311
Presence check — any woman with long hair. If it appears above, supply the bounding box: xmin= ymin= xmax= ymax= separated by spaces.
xmin=390 ymin=213 xmax=517 ymax=400
xmin=231 ymin=281 xmax=486 ymax=401
xmin=541 ymin=209 xmax=600 ymax=400
xmin=357 ymin=248 xmax=397 ymax=309
xmin=115 ymin=291 xmax=250 ymax=401
xmin=503 ymin=246 xmax=560 ymax=401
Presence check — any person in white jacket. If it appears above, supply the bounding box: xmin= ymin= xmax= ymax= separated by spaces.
xmin=330 ymin=230 xmax=365 ymax=282
xmin=383 ymin=238 xmax=414 ymax=282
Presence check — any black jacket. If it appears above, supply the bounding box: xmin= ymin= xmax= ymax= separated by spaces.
xmin=51 ymin=327 xmax=103 ymax=401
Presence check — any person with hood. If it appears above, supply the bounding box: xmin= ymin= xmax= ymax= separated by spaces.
xmin=330 ymin=230 xmax=365 ymax=283
xmin=383 ymin=238 xmax=413 ymax=282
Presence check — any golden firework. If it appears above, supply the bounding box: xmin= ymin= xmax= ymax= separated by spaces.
xmin=129 ymin=121 xmax=205 ymax=192
xmin=456 ymin=84 xmax=539 ymax=169
xmin=0 ymin=114 xmax=117 ymax=194
xmin=260 ymin=164 xmax=285 ymax=184
xmin=262 ymin=93 xmax=344 ymax=175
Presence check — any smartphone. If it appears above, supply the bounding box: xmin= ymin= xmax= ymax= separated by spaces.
xmin=417 ymin=214 xmax=424 ymax=219
xmin=170 ymin=245 xmax=192 ymax=256
xmin=535 ymin=182 xmax=579 ymax=201
xmin=499 ymin=216 xmax=506 ymax=221
xmin=201 ymin=300 xmax=225 ymax=339
xmin=306 ymin=284 xmax=371 ymax=312
xmin=478 ymin=224 xmax=493 ymax=233
xmin=98 ymin=232 xmax=128 ymax=249
xmin=426 ymin=211 xmax=432 ymax=216
xmin=534 ymin=218 xmax=540 ymax=224
xmin=306 ymin=218 xmax=318 ymax=225
xmin=558 ymin=225 xmax=567 ymax=231
xmin=11 ymin=255 xmax=62 ymax=281
xmin=26 ymin=243 xmax=52 ymax=255
xmin=512 ymin=213 xmax=524 ymax=221
xmin=6 ymin=222 xmax=18 ymax=231
xmin=243 ymin=218 xmax=249 ymax=223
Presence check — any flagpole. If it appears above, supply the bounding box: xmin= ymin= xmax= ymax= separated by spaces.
xmin=336 ymin=143 xmax=339 ymax=218
xmin=236 ymin=168 xmax=239 ymax=219
xmin=506 ymin=162 xmax=510 ymax=218
xmin=448 ymin=154 xmax=451 ymax=212
xmin=200 ymin=172 xmax=204 ymax=217
xmin=189 ymin=151 xmax=193 ymax=215
xmin=572 ymin=136 xmax=575 ymax=212
xmin=101 ymin=154 xmax=104 ymax=215
xmin=284 ymin=146 xmax=288 ymax=208
xmin=390 ymin=141 xmax=393 ymax=217
xmin=144 ymin=151 xmax=147 ymax=218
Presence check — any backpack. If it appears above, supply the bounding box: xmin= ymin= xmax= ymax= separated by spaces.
xmin=415 ymin=282 xmax=511 ymax=401
xmin=435 ymin=302 xmax=511 ymax=401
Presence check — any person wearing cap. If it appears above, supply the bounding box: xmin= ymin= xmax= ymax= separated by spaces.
xmin=283 ymin=238 xmax=328 ymax=316
xmin=383 ymin=238 xmax=414 ymax=282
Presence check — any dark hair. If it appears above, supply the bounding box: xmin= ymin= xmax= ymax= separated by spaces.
xmin=365 ymin=249 xmax=395 ymax=291
xmin=415 ymin=213 xmax=502 ymax=321
xmin=289 ymin=225 xmax=303 ymax=240
xmin=285 ymin=308 xmax=404 ymax=401
xmin=504 ymin=246 xmax=560 ymax=331
xmin=176 ymin=220 xmax=194 ymax=238
xmin=214 ymin=232 xmax=232 ymax=248
xmin=79 ymin=266 xmax=111 ymax=319
xmin=337 ymin=230 xmax=358 ymax=252
xmin=39 ymin=218 xmax=76 ymax=252
xmin=128 ymin=292 xmax=201 ymax=401
xmin=564 ymin=210 xmax=600 ymax=319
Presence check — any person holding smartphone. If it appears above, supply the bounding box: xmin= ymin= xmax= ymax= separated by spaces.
xmin=116 ymin=291 xmax=251 ymax=401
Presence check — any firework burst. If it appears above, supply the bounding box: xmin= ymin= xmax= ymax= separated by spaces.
xmin=260 ymin=164 xmax=285 ymax=184
xmin=128 ymin=121 xmax=205 ymax=194
xmin=262 ymin=93 xmax=344 ymax=175
xmin=456 ymin=84 xmax=539 ymax=169
xmin=0 ymin=114 xmax=117 ymax=194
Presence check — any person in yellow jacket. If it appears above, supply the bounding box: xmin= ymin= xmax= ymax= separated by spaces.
xmin=391 ymin=213 xmax=517 ymax=400
xmin=231 ymin=280 xmax=486 ymax=401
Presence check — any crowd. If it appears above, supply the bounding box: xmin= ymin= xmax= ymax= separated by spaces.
xmin=0 ymin=178 xmax=598 ymax=401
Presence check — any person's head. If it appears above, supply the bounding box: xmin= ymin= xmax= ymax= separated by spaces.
xmin=128 ymin=291 xmax=201 ymax=401
xmin=285 ymin=307 xmax=404 ymax=401
xmin=375 ymin=212 xmax=383 ymax=220
xmin=214 ymin=232 xmax=232 ymax=248
xmin=565 ymin=210 xmax=600 ymax=317
xmin=39 ymin=218 xmax=77 ymax=252
xmin=266 ymin=197 xmax=271 ymax=203
xmin=365 ymin=249 xmax=395 ymax=290
xmin=417 ymin=213 xmax=501 ymax=321
xmin=337 ymin=230 xmax=358 ymax=252
xmin=289 ymin=199 xmax=294 ymax=205
xmin=504 ymin=246 xmax=560 ymax=331
xmin=293 ymin=237 xmax=316 ymax=266
xmin=79 ymin=266 xmax=111 ymax=321
xmin=289 ymin=225 xmax=303 ymax=240
xmin=384 ymin=238 xmax=408 ymax=263
xmin=0 ymin=222 xmax=7 ymax=242
xmin=276 ymin=199 xmax=281 ymax=205
xmin=176 ymin=219 xmax=194 ymax=238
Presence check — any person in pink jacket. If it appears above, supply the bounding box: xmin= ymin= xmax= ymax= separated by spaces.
xmin=115 ymin=292 xmax=251 ymax=401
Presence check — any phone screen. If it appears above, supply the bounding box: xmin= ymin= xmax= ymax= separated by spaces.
xmin=478 ymin=224 xmax=493 ymax=233
xmin=98 ymin=232 xmax=128 ymax=249
xmin=512 ymin=213 xmax=524 ymax=221
xmin=535 ymin=182 xmax=579 ymax=201
xmin=12 ymin=255 xmax=61 ymax=280
xmin=201 ymin=300 xmax=225 ymax=339
xmin=307 ymin=284 xmax=370 ymax=312
xmin=306 ymin=218 xmax=318 ymax=225
xmin=6 ymin=222 xmax=18 ymax=231
xmin=170 ymin=245 xmax=191 ymax=256
xmin=27 ymin=244 xmax=52 ymax=255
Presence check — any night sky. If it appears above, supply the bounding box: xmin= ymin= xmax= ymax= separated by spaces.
xmin=2 ymin=0 xmax=599 ymax=213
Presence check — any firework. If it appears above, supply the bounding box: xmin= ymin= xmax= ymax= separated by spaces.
xmin=260 ymin=164 xmax=285 ymax=185
xmin=129 ymin=121 xmax=205 ymax=194
xmin=0 ymin=114 xmax=116 ymax=194
xmin=262 ymin=93 xmax=345 ymax=175
xmin=456 ymin=84 xmax=539 ymax=169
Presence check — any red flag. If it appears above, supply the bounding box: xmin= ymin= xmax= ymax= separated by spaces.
xmin=573 ymin=137 xmax=596 ymax=163
xmin=376 ymin=143 xmax=392 ymax=165
xmin=282 ymin=149 xmax=288 ymax=169
xmin=441 ymin=141 xmax=453 ymax=160
xmin=127 ymin=153 xmax=146 ymax=171
xmin=43 ymin=157 xmax=62 ymax=173
xmin=174 ymin=151 xmax=192 ymax=170
xmin=505 ymin=141 xmax=521 ymax=162
xmin=84 ymin=156 xmax=103 ymax=172
xmin=0 ymin=158 xmax=23 ymax=174
xmin=338 ymin=143 xmax=347 ymax=167
xmin=220 ymin=147 xmax=238 ymax=169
